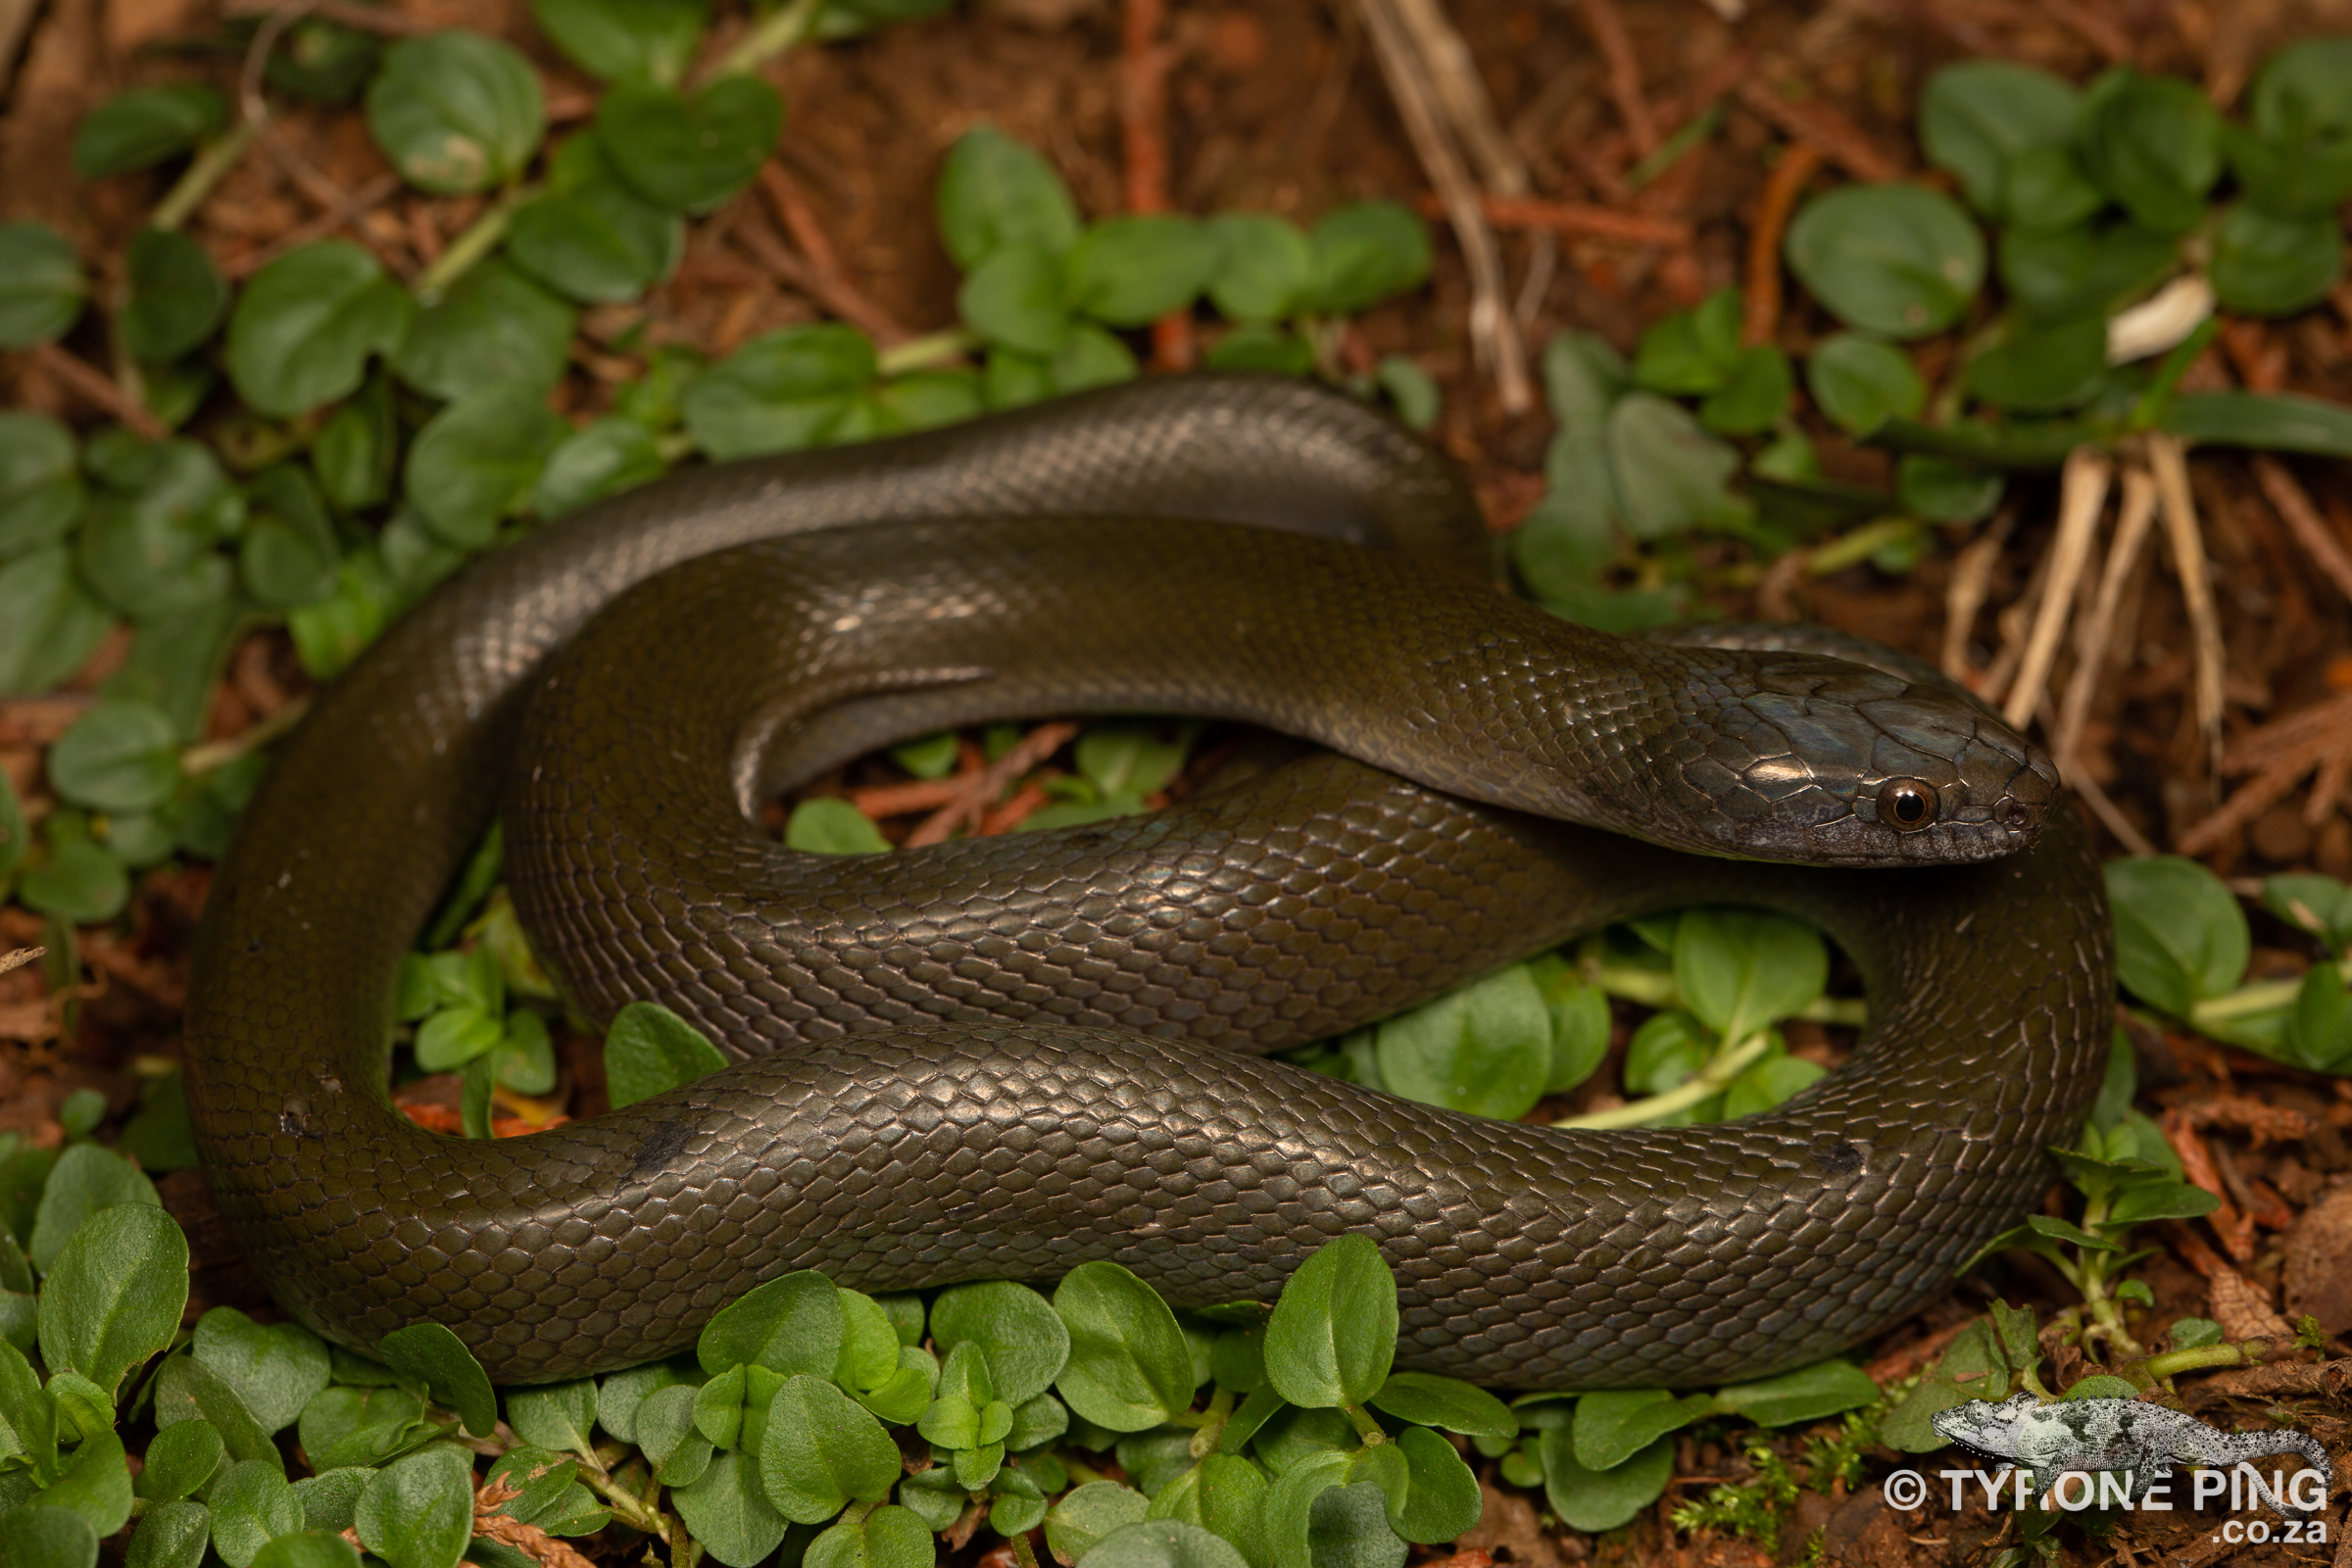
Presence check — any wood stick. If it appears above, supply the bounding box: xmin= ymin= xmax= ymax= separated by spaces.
xmin=31 ymin=343 xmax=168 ymax=441
xmin=1940 ymin=508 xmax=2016 ymax=684
xmin=1740 ymin=143 xmax=1821 ymax=347
xmin=2003 ymin=447 xmax=2111 ymax=731
xmin=1573 ymin=0 xmax=1657 ymax=155
xmin=1426 ymin=193 xmax=1689 ymax=246
xmin=2251 ymin=456 xmax=2352 ymax=606
xmin=2053 ymin=465 xmax=2157 ymax=773
xmin=1355 ymin=0 xmax=1532 ymax=414
xmin=2147 ymin=433 xmax=2228 ymax=779
xmin=1734 ymin=79 xmax=1902 ymax=183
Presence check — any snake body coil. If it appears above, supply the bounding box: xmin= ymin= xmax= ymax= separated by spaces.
xmin=184 ymin=376 xmax=2113 ymax=1388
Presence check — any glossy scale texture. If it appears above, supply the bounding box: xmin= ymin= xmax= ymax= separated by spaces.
xmin=183 ymin=375 xmax=2112 ymax=1387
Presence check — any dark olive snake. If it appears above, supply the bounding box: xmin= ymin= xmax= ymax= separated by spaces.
xmin=183 ymin=374 xmax=2113 ymax=1389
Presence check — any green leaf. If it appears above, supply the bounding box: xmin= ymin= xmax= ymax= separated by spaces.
xmin=404 ymin=384 xmax=568 ymax=549
xmin=604 ymin=1000 xmax=727 ymax=1106
xmin=1536 ymin=1426 xmax=1672 ymax=1532
xmin=1806 ymin=333 xmax=1926 ymax=436
xmin=1697 ymin=346 xmax=1790 ymax=436
xmin=508 ymin=177 xmax=682 ymax=305
xmin=0 ymin=223 xmax=85 ymax=349
xmin=670 ymin=1448 xmax=789 ymax=1568
xmin=356 ymin=1446 xmax=476 ymax=1568
xmin=136 ymin=1418 xmax=224 ymax=1503
xmin=2284 ymin=963 xmax=2352 ymax=1072
xmin=1048 ymin=1480 xmax=1152 ymax=1563
xmin=0 ymin=1509 xmax=98 ymax=1568
xmin=530 ymin=0 xmax=708 ymax=85
xmin=598 ymin=76 xmax=781 ymax=213
xmin=1388 ymin=1425 xmax=1479 ymax=1544
xmin=1052 ymin=1260 xmax=1195 ymax=1433
xmin=1066 ymin=215 xmax=1217 ymax=326
xmin=1897 ymin=455 xmax=2003 ymax=522
xmin=17 ymin=828 xmax=129 ymax=925
xmin=1302 ymin=202 xmax=1431 ymax=316
xmin=2079 ymin=69 xmax=2222 ymax=233
xmin=831 ymin=1290 xmax=901 ymax=1395
xmin=225 ymin=242 xmax=414 ymax=418
xmin=1917 ymin=61 xmax=2081 ymax=218
xmin=1367 ymin=1371 xmax=1513 ymax=1437
xmin=1262 ymin=1234 xmax=1396 ymax=1410
xmin=239 ymin=465 xmax=341 ymax=610
xmin=783 ymin=798 xmax=889 ymax=855
xmin=1206 ymin=213 xmax=1310 ymax=322
xmin=936 ymin=127 xmax=1081 ymax=268
xmin=32 ymin=1426 xmax=131 ymax=1539
xmin=958 ymin=241 xmax=1072 ymax=355
xmin=35 ymin=1180 xmax=181 ymax=1396
xmin=297 ymin=1383 xmax=428 ymax=1470
xmin=394 ymin=261 xmax=576 ymax=400
xmin=1605 ymin=392 xmax=1740 ymax=540
xmin=681 ymin=322 xmax=876 ymax=459
xmin=806 ymin=1504 xmax=930 ymax=1568
xmin=1632 ymin=288 xmax=1742 ymax=395
xmin=74 ymin=84 xmax=226 ymax=176
xmin=210 ymin=1460 xmax=305 ymax=1568
xmin=1997 ymin=220 xmax=2175 ymax=322
xmin=1711 ymin=1358 xmax=1880 ymax=1427
xmin=2104 ymin=856 xmax=2247 ymax=1014
xmin=699 ymin=1270 xmax=844 ymax=1378
xmin=1201 ymin=322 xmax=1315 ymax=375
xmin=504 ymin=1381 xmax=597 ymax=1458
xmin=0 ymin=548 xmax=110 ymax=697
xmin=1570 ymin=1389 xmax=1714 ymax=1470
xmin=2164 ymin=391 xmax=2352 ymax=458
xmin=367 ymin=31 xmax=545 ymax=195
xmin=2230 ymin=37 xmax=2352 ymax=214
xmin=376 ymin=1322 xmax=498 ymax=1437
xmin=758 ymin=1373 xmax=900 ymax=1522
xmin=1785 ymin=184 xmax=1984 ymax=340
xmin=0 ymin=413 xmax=82 ymax=562
xmin=929 ymin=1280 xmax=1069 ymax=1406
xmin=1087 ymin=1521 xmax=1250 ymax=1568
xmin=121 ymin=228 xmax=227 ymax=366
xmin=125 ymin=1499 xmax=209 ymax=1568
xmin=193 ymin=1306 xmax=330 ymax=1435
xmin=1674 ymin=908 xmax=1827 ymax=1043
xmin=2107 ymin=1178 xmax=2220 ymax=1225
xmin=1373 ymin=963 xmax=1550 ymax=1120
xmin=1723 ymin=1052 xmax=1826 ymax=1119
xmin=1963 ymin=311 xmax=2109 ymax=416
xmin=47 ymin=700 xmax=177 ymax=813
xmin=159 ymin=1352 xmax=279 ymax=1466
xmin=593 ymin=1358 xmax=694 ymax=1444
xmin=532 ymin=416 xmax=665 ymax=519
xmin=74 ymin=437 xmax=237 ymax=622
xmin=2210 ymin=205 xmax=2343 ymax=318
xmin=2002 ymin=146 xmax=2105 ymax=234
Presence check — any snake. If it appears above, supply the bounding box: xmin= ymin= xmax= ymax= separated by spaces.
xmin=183 ymin=373 xmax=2114 ymax=1391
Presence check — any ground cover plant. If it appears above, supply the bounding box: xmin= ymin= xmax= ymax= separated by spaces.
xmin=4 ymin=0 xmax=2352 ymax=1565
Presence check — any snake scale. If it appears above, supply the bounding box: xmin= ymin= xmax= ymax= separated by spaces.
xmin=183 ymin=374 xmax=2113 ymax=1389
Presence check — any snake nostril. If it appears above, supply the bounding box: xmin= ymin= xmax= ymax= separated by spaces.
xmin=2004 ymin=802 xmax=2034 ymax=830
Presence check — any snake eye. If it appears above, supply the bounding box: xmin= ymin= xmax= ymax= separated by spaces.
xmin=1878 ymin=778 xmax=1936 ymax=831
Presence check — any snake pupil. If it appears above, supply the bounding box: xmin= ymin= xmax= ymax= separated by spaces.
xmin=1881 ymin=779 xmax=1934 ymax=830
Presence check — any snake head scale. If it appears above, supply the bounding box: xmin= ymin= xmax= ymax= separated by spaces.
xmin=1604 ymin=648 xmax=2062 ymax=868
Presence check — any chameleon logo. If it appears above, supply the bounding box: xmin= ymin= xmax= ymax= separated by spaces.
xmin=1932 ymin=1393 xmax=2333 ymax=1522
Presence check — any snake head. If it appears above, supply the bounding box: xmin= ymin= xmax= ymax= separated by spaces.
xmin=1642 ymin=651 xmax=2061 ymax=866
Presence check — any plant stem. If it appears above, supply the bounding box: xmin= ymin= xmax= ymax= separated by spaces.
xmin=1555 ymin=1028 xmax=1775 ymax=1130
xmin=152 ymin=122 xmax=259 ymax=232
xmin=1008 ymin=1528 xmax=1042 ymax=1568
xmin=714 ymin=0 xmax=822 ymax=78
xmin=875 ymin=326 xmax=982 ymax=376
xmin=1342 ymin=1402 xmax=1386 ymax=1446
xmin=414 ymin=186 xmax=537 ymax=303
xmin=182 ymin=695 xmax=313 ymax=775
xmin=2141 ymin=1342 xmax=2265 ymax=1380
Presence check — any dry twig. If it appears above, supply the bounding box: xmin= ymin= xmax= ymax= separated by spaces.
xmin=1940 ymin=508 xmax=2017 ymax=684
xmin=1119 ymin=0 xmax=1190 ymax=368
xmin=754 ymin=164 xmax=912 ymax=345
xmin=2251 ymin=456 xmax=2352 ymax=606
xmin=906 ymin=722 xmax=1082 ymax=848
xmin=1572 ymin=0 xmax=1657 ymax=155
xmin=2177 ymin=691 xmax=2352 ymax=857
xmin=1355 ymin=0 xmax=1533 ymax=414
xmin=2054 ymin=466 xmax=2157 ymax=772
xmin=2147 ymin=433 xmax=2228 ymax=781
xmin=1740 ymin=143 xmax=1821 ymax=346
xmin=30 ymin=343 xmax=168 ymax=441
xmin=0 ymin=948 xmax=42 ymax=979
xmin=1734 ymin=79 xmax=1902 ymax=182
xmin=2003 ymin=448 xmax=2111 ymax=732
xmin=1425 ymin=194 xmax=1689 ymax=246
